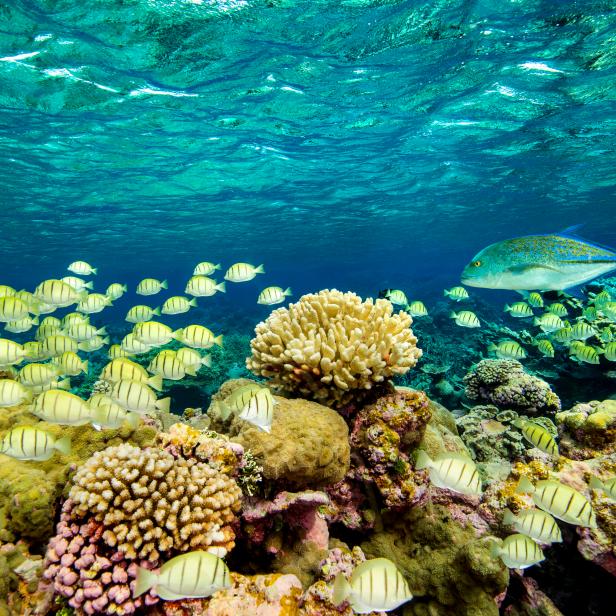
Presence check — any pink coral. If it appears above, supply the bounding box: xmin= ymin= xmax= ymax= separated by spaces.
xmin=242 ymin=491 xmax=330 ymax=550
xmin=41 ymin=500 xmax=159 ymax=615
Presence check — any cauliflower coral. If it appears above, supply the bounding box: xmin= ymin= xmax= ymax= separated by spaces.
xmin=246 ymin=289 xmax=422 ymax=408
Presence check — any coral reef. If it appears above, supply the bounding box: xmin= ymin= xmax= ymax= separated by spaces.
xmin=0 ymin=404 xmax=156 ymax=544
xmin=457 ymin=406 xmax=526 ymax=465
xmin=348 ymin=388 xmax=431 ymax=509
xmin=151 ymin=572 xmax=303 ymax=616
xmin=556 ymin=399 xmax=616 ymax=459
xmin=69 ymin=443 xmax=242 ymax=560
xmin=246 ymin=289 xmax=421 ymax=408
xmin=42 ymin=499 xmax=160 ymax=616
xmin=362 ymin=504 xmax=509 ymax=616
xmin=464 ymin=360 xmax=561 ymax=416
xmin=209 ymin=380 xmax=350 ymax=488
xmin=0 ymin=541 xmax=44 ymax=615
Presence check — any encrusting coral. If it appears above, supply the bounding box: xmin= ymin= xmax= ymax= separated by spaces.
xmin=556 ymin=399 xmax=616 ymax=459
xmin=348 ymin=388 xmax=432 ymax=509
xmin=246 ymin=289 xmax=422 ymax=408
xmin=464 ymin=359 xmax=561 ymax=416
xmin=68 ymin=443 xmax=242 ymax=561
xmin=457 ymin=406 xmax=526 ymax=464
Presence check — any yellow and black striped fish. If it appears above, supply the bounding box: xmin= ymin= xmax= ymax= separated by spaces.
xmin=134 ymin=550 xmax=231 ymax=600
xmin=175 ymin=325 xmax=223 ymax=349
xmin=502 ymin=508 xmax=562 ymax=544
xmin=224 ymin=262 xmax=265 ymax=283
xmin=162 ymin=296 xmax=198 ymax=315
xmin=32 ymin=389 xmax=93 ymax=425
xmin=0 ymin=296 xmax=30 ymax=323
xmin=18 ymin=362 xmax=60 ymax=387
xmin=110 ymin=379 xmax=170 ymax=414
xmin=450 ymin=310 xmax=481 ymax=328
xmin=517 ymin=476 xmax=596 ymax=528
xmin=490 ymin=534 xmax=544 ymax=569
xmin=136 ymin=278 xmax=167 ymax=296
xmin=34 ymin=279 xmax=83 ymax=307
xmin=257 ymin=286 xmax=292 ymax=306
xmin=416 ymin=450 xmax=482 ymax=496
xmin=41 ymin=334 xmax=79 ymax=358
xmin=0 ymin=338 xmax=29 ymax=365
xmin=133 ymin=321 xmax=175 ymax=346
xmin=589 ymin=476 xmax=616 ymax=501
xmin=0 ymin=378 xmax=32 ymax=407
xmin=148 ymin=351 xmax=195 ymax=381
xmin=125 ymin=305 xmax=160 ymax=323
xmin=512 ymin=419 xmax=559 ymax=457
xmin=193 ymin=262 xmax=221 ymax=276
xmin=238 ymin=387 xmax=275 ymax=433
xmin=121 ymin=333 xmax=151 ymax=354
xmin=0 ymin=426 xmax=71 ymax=461
xmin=332 ymin=557 xmax=413 ymax=613
xmin=185 ymin=276 xmax=226 ymax=297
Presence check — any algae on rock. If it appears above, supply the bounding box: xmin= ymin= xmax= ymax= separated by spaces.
xmin=362 ymin=505 xmax=508 ymax=616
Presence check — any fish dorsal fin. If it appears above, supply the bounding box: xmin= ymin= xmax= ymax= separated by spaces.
xmin=350 ymin=558 xmax=395 ymax=584
xmin=434 ymin=451 xmax=475 ymax=463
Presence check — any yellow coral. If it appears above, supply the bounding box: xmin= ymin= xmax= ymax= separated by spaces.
xmin=69 ymin=443 xmax=242 ymax=560
xmin=246 ymin=290 xmax=421 ymax=408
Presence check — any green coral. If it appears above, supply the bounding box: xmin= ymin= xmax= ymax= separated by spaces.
xmin=362 ymin=505 xmax=508 ymax=616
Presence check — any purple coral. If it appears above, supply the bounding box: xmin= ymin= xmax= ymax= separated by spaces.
xmin=242 ymin=491 xmax=331 ymax=551
xmin=41 ymin=500 xmax=159 ymax=615
xmin=464 ymin=359 xmax=560 ymax=416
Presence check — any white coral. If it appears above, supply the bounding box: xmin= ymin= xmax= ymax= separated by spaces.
xmin=246 ymin=289 xmax=422 ymax=407
xmin=69 ymin=443 xmax=242 ymax=560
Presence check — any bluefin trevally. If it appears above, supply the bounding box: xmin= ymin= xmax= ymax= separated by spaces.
xmin=461 ymin=227 xmax=616 ymax=291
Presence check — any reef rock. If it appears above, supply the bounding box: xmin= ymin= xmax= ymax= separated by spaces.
xmin=556 ymin=399 xmax=616 ymax=459
xmin=362 ymin=504 xmax=508 ymax=616
xmin=464 ymin=360 xmax=561 ymax=416
xmin=209 ymin=380 xmax=350 ymax=488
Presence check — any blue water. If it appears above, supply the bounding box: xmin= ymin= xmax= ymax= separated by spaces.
xmin=1 ymin=0 xmax=616 ymax=405
xmin=1 ymin=0 xmax=615 ymax=304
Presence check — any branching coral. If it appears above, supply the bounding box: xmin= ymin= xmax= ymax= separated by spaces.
xmin=69 ymin=443 xmax=242 ymax=561
xmin=246 ymin=289 xmax=422 ymax=408
xmin=464 ymin=359 xmax=561 ymax=416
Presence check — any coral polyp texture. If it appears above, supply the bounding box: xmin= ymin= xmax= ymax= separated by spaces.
xmin=464 ymin=359 xmax=561 ymax=416
xmin=68 ymin=443 xmax=242 ymax=561
xmin=246 ymin=289 xmax=422 ymax=408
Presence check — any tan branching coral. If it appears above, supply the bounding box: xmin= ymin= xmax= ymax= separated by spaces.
xmin=246 ymin=289 xmax=422 ymax=408
xmin=69 ymin=443 xmax=242 ymax=561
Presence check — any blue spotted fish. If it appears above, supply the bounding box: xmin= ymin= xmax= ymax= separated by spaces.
xmin=461 ymin=227 xmax=616 ymax=291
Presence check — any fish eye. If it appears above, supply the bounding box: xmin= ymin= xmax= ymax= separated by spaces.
xmin=473 ymin=260 xmax=482 ymax=267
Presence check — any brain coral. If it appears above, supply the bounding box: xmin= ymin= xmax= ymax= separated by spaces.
xmin=464 ymin=359 xmax=561 ymax=416
xmin=69 ymin=443 xmax=242 ymax=561
xmin=246 ymin=289 xmax=422 ymax=408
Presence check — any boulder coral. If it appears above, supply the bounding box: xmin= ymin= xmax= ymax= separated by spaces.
xmin=69 ymin=443 xmax=242 ymax=561
xmin=464 ymin=360 xmax=561 ymax=416
xmin=246 ymin=289 xmax=422 ymax=408
xmin=209 ymin=380 xmax=350 ymax=488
